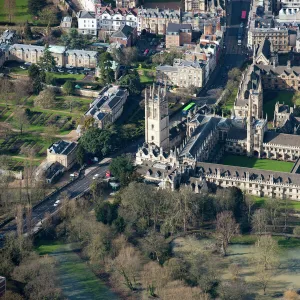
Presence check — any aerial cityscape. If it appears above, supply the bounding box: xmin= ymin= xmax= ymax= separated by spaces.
xmin=0 ymin=0 xmax=300 ymax=298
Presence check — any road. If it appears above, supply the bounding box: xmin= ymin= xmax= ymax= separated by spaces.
xmin=0 ymin=140 xmax=141 ymax=246
xmin=170 ymin=0 xmax=251 ymax=125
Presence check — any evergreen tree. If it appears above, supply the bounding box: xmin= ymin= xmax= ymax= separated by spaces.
xmin=38 ymin=48 xmax=56 ymax=72
xmin=24 ymin=22 xmax=33 ymax=40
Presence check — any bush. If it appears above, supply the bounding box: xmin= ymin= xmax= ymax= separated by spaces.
xmin=293 ymin=226 xmax=300 ymax=236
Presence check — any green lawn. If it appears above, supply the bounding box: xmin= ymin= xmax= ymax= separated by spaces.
xmin=223 ymin=88 xmax=238 ymax=110
xmin=221 ymin=154 xmax=294 ymax=172
xmin=0 ymin=0 xmax=32 ymax=23
xmin=263 ymin=90 xmax=294 ymax=121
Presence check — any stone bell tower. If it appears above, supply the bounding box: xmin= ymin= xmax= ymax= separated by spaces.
xmin=145 ymin=84 xmax=170 ymax=151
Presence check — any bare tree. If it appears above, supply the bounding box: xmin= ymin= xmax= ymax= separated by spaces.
xmin=251 ymin=209 xmax=268 ymax=235
xmin=0 ymin=77 xmax=13 ymax=107
xmin=107 ymin=245 xmax=142 ymax=291
xmin=14 ymin=108 xmax=29 ymax=135
xmin=34 ymin=88 xmax=56 ymax=109
xmin=26 ymin=204 xmax=32 ymax=236
xmin=215 ymin=211 xmax=239 ymax=256
xmin=16 ymin=204 xmax=23 ymax=238
xmin=252 ymin=235 xmax=279 ymax=295
xmin=4 ymin=0 xmax=16 ymax=23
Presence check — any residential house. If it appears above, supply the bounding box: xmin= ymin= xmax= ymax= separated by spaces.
xmin=0 ymin=30 xmax=17 ymax=45
xmin=60 ymin=16 xmax=73 ymax=31
xmin=66 ymin=49 xmax=98 ymax=68
xmin=109 ymin=24 xmax=137 ymax=47
xmin=95 ymin=6 xmax=138 ymax=39
xmin=156 ymin=59 xmax=206 ymax=88
xmin=137 ymin=8 xmax=181 ymax=35
xmin=47 ymin=140 xmax=78 ymax=170
xmin=166 ymin=23 xmax=192 ymax=48
xmin=85 ymin=85 xmax=129 ymax=128
xmin=116 ymin=0 xmax=138 ymax=8
xmin=77 ymin=10 xmax=97 ymax=35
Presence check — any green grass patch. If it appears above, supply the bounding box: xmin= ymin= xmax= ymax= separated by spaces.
xmin=140 ymin=73 xmax=154 ymax=84
xmin=221 ymin=154 xmax=294 ymax=172
xmin=222 ymin=88 xmax=238 ymax=111
xmin=35 ymin=239 xmax=64 ymax=255
xmin=263 ymin=90 xmax=294 ymax=121
xmin=231 ymin=235 xmax=257 ymax=245
xmin=0 ymin=0 xmax=32 ymax=23
xmin=275 ymin=236 xmax=300 ymax=248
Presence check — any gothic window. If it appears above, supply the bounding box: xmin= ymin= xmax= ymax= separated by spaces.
xmin=152 ymin=136 xmax=154 ymax=140
xmin=151 ymin=124 xmax=154 ymax=130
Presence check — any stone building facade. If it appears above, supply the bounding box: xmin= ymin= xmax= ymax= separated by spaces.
xmin=137 ymin=8 xmax=181 ymax=35
xmin=136 ymin=83 xmax=300 ymax=200
xmin=9 ymin=44 xmax=97 ymax=68
xmin=156 ymin=59 xmax=206 ymax=88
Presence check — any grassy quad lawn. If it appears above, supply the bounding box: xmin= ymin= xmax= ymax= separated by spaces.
xmin=221 ymin=154 xmax=294 ymax=172
xmin=222 ymin=88 xmax=238 ymax=111
xmin=263 ymin=90 xmax=294 ymax=121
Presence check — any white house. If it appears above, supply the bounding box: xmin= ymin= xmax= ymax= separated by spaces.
xmin=77 ymin=11 xmax=97 ymax=35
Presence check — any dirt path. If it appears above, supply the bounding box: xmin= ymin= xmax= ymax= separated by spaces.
xmin=48 ymin=243 xmax=120 ymax=300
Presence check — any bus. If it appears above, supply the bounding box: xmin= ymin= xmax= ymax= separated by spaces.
xmin=241 ymin=10 xmax=247 ymax=21
xmin=182 ymin=102 xmax=196 ymax=116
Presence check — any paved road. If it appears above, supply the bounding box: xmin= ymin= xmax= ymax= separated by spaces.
xmin=0 ymin=140 xmax=141 ymax=245
xmin=170 ymin=0 xmax=251 ymax=125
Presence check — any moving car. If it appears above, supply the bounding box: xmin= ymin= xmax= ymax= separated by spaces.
xmin=54 ymin=200 xmax=61 ymax=207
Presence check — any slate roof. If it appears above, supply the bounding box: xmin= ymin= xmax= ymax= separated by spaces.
xmin=180 ymin=115 xmax=229 ymax=158
xmin=166 ymin=23 xmax=192 ymax=33
xmin=196 ymin=161 xmax=300 ymax=185
xmin=111 ymin=25 xmax=134 ymax=38
xmin=256 ymin=38 xmax=271 ymax=59
xmin=48 ymin=140 xmax=77 ymax=155
xmin=256 ymin=64 xmax=300 ymax=76
xmin=227 ymin=128 xmax=247 ymax=140
xmin=77 ymin=11 xmax=96 ymax=19
xmin=263 ymin=131 xmax=300 ymax=147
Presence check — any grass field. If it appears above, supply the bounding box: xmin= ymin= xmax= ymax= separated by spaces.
xmin=0 ymin=0 xmax=32 ymax=23
xmin=263 ymin=90 xmax=294 ymax=121
xmin=221 ymin=154 xmax=294 ymax=172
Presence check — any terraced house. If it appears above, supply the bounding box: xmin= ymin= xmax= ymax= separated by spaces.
xmin=9 ymin=44 xmax=98 ymax=69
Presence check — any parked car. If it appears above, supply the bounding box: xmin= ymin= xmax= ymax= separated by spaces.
xmin=84 ymin=68 xmax=91 ymax=71
xmin=58 ymin=68 xmax=64 ymax=73
xmin=20 ymin=65 xmax=27 ymax=70
xmin=24 ymin=62 xmax=31 ymax=66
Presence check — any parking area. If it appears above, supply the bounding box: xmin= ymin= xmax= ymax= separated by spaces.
xmin=136 ymin=34 xmax=165 ymax=57
xmin=3 ymin=61 xmax=95 ymax=78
